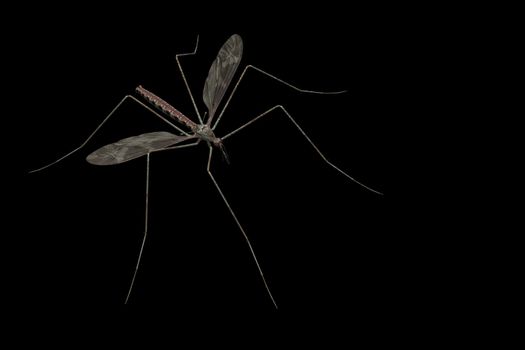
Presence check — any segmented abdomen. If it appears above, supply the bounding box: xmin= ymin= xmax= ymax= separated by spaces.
xmin=136 ymin=85 xmax=196 ymax=129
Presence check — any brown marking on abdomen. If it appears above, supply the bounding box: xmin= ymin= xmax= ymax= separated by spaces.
xmin=136 ymin=85 xmax=196 ymax=129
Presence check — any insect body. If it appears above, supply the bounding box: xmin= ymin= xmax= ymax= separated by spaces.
xmin=30 ymin=34 xmax=382 ymax=309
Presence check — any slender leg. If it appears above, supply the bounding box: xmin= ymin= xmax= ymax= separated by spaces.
xmin=152 ymin=139 xmax=200 ymax=152
xmin=125 ymin=153 xmax=151 ymax=304
xmin=211 ymin=64 xmax=347 ymax=130
xmin=29 ymin=95 xmax=190 ymax=173
xmin=175 ymin=35 xmax=203 ymax=124
xmin=206 ymin=146 xmax=278 ymax=309
xmin=221 ymin=105 xmax=383 ymax=195
xmin=123 ymin=141 xmax=200 ymax=304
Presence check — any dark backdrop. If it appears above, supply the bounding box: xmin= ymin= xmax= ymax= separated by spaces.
xmin=11 ymin=5 xmax=409 ymax=334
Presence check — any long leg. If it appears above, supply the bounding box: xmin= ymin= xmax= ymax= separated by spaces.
xmin=211 ymin=64 xmax=347 ymax=130
xmin=221 ymin=105 xmax=383 ymax=195
xmin=29 ymin=95 xmax=191 ymax=173
xmin=125 ymin=153 xmax=151 ymax=304
xmin=124 ymin=141 xmax=200 ymax=304
xmin=175 ymin=35 xmax=203 ymax=124
xmin=206 ymin=146 xmax=278 ymax=309
xmin=158 ymin=139 xmax=201 ymax=151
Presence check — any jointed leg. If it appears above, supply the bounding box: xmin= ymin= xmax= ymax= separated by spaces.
xmin=124 ymin=141 xmax=200 ymax=304
xmin=211 ymin=64 xmax=347 ymax=130
xmin=125 ymin=153 xmax=151 ymax=304
xmin=221 ymin=105 xmax=383 ymax=195
xmin=159 ymin=139 xmax=201 ymax=151
xmin=206 ymin=146 xmax=278 ymax=309
xmin=29 ymin=95 xmax=190 ymax=173
xmin=175 ymin=35 xmax=204 ymax=124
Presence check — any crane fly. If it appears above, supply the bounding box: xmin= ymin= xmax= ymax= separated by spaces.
xmin=29 ymin=34 xmax=383 ymax=309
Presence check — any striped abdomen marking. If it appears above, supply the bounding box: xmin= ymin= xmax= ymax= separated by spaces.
xmin=136 ymin=85 xmax=196 ymax=129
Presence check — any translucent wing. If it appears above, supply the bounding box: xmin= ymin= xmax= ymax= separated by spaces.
xmin=203 ymin=34 xmax=243 ymax=124
xmin=86 ymin=131 xmax=189 ymax=165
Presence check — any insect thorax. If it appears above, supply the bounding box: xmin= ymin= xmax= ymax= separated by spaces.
xmin=194 ymin=124 xmax=219 ymax=144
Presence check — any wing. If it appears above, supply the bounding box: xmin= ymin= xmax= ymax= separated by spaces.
xmin=203 ymin=34 xmax=243 ymax=124
xmin=86 ymin=131 xmax=190 ymax=165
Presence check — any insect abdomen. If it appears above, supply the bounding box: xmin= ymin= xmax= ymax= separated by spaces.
xmin=136 ymin=85 xmax=195 ymax=129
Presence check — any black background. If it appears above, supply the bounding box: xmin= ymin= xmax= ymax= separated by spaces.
xmin=10 ymin=4 xmax=412 ymax=335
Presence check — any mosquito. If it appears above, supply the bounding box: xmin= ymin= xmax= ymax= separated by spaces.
xmin=29 ymin=34 xmax=383 ymax=309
